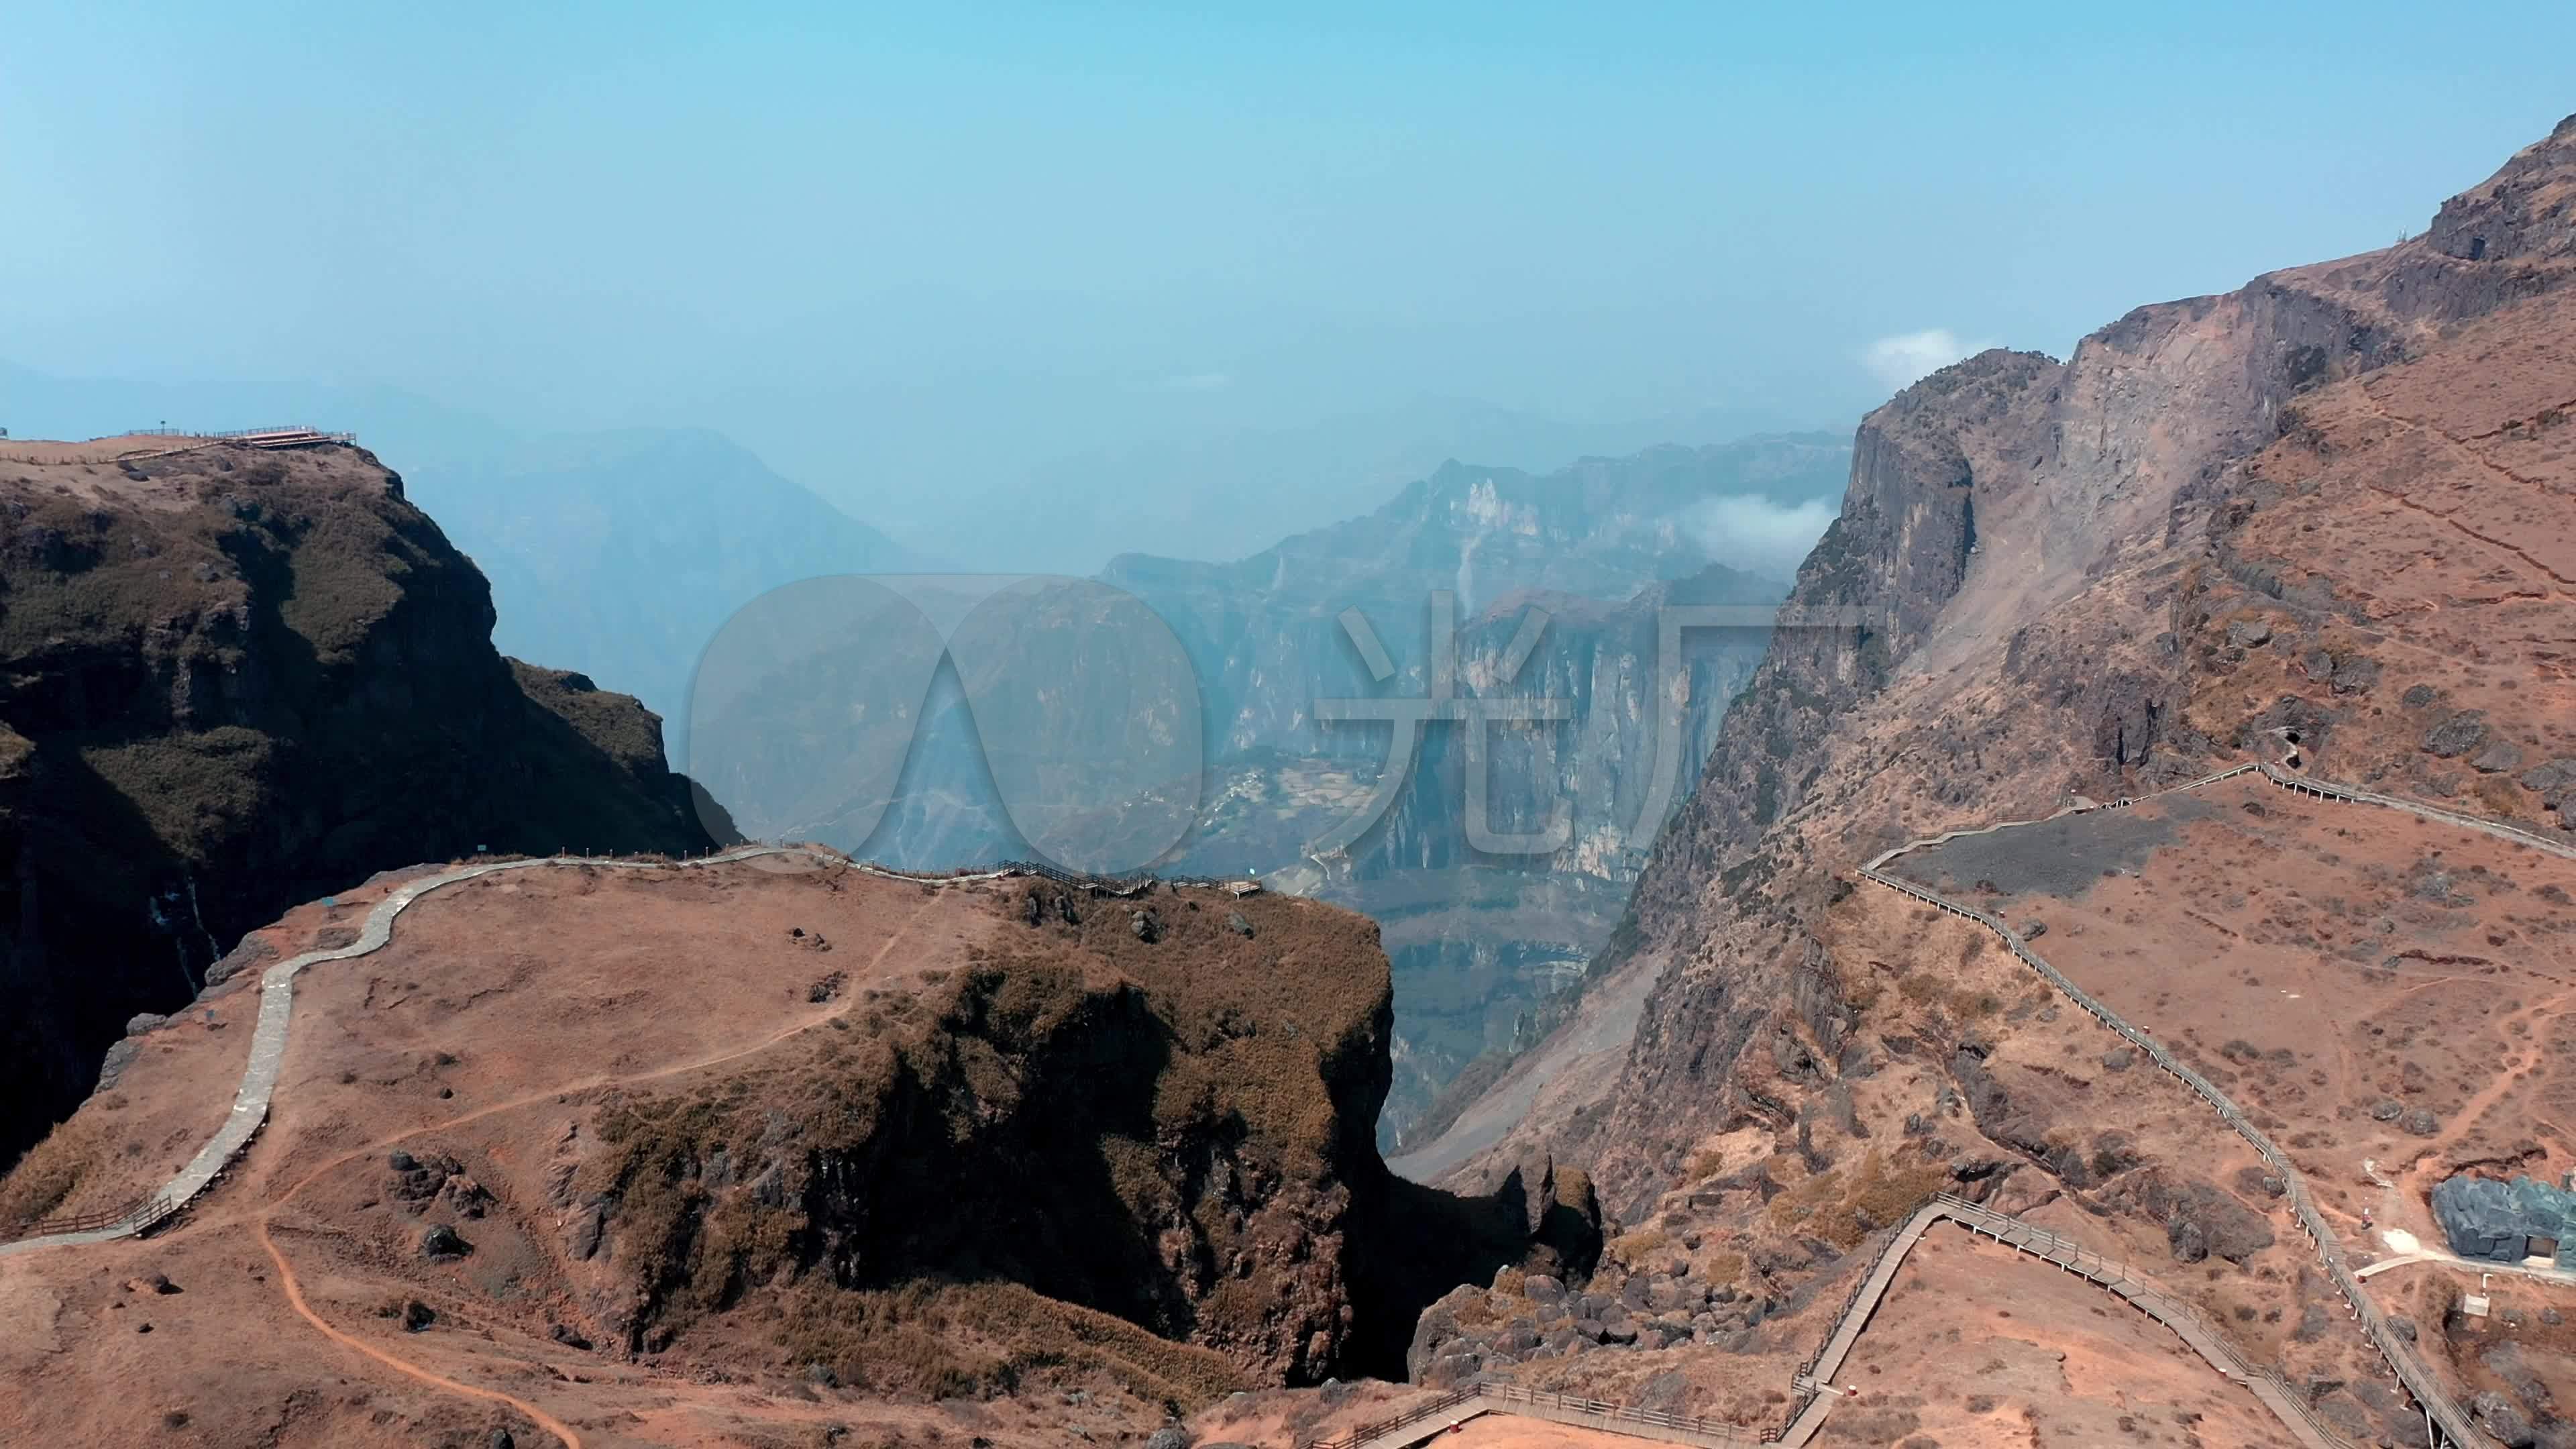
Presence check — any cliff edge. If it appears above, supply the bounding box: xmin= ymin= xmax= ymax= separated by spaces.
xmin=0 ymin=435 xmax=726 ymax=1167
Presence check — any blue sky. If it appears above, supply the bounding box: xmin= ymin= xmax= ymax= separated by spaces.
xmin=4 ymin=3 xmax=2572 ymax=565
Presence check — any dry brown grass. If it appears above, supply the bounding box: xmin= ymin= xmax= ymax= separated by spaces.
xmin=0 ymin=1112 xmax=114 ymax=1233
xmin=1764 ymin=1150 xmax=1947 ymax=1250
xmin=1697 ymin=1248 xmax=1747 ymax=1287
xmin=555 ymin=883 xmax=1397 ymax=1386
xmin=1604 ymin=1226 xmax=1670 ymax=1270
xmin=2476 ymin=773 xmax=2527 ymax=820
xmin=771 ymin=1279 xmax=1246 ymax=1409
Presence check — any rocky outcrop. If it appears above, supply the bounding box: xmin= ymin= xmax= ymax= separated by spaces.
xmin=1426 ymin=115 xmax=2576 ymax=1220
xmin=0 ymin=440 xmax=724 ymax=1167
xmin=1099 ymin=438 xmax=1847 ymax=1146
xmin=565 ymin=888 xmax=1587 ymax=1386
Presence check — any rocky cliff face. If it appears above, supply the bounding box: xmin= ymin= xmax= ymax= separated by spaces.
xmin=557 ymin=882 xmax=1597 ymax=1387
xmin=1334 ymin=121 xmax=2576 ymax=1445
xmin=1426 ymin=117 xmax=2576 ymax=1210
xmin=706 ymin=436 xmax=1845 ymax=1150
xmin=0 ymin=437 xmax=722 ymax=1168
xmin=1102 ymin=438 xmax=1847 ymax=1146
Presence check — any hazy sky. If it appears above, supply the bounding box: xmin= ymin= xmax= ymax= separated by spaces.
xmin=6 ymin=3 xmax=2573 ymax=564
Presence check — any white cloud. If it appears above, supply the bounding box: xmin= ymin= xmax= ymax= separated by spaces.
xmin=1681 ymin=493 xmax=1840 ymax=584
xmin=1858 ymin=329 xmax=1988 ymax=392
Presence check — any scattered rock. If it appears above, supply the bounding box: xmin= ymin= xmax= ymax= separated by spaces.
xmin=124 ymin=1012 xmax=169 ymax=1035
xmin=2130 ymin=1173 xmax=2274 ymax=1264
xmin=2226 ymin=619 xmax=2273 ymax=648
xmin=2520 ymin=759 xmax=2576 ymax=793
xmin=402 ymin=1299 xmax=436 ymax=1332
xmin=95 ymin=1038 xmax=142 ymax=1091
xmin=2371 ymin=1099 xmax=2404 ymax=1122
xmin=2232 ymin=1166 xmax=2284 ymax=1199
xmin=1146 ymin=1426 xmax=1193 ymax=1449
xmin=1225 ymin=911 xmax=1254 ymax=937
xmin=566 ymin=1202 xmax=606 ymax=1260
xmin=1424 ymin=1346 xmax=1484 ymax=1386
xmin=2470 ymin=1390 xmax=2536 ymax=1448
xmin=1638 ymin=1371 xmax=1688 ymax=1414
xmin=388 ymin=1149 xmax=417 ymax=1172
xmin=548 ymin=1322 xmax=593 ymax=1350
xmin=1130 ymin=909 xmax=1162 ymax=944
xmin=1406 ymin=1291 xmax=1470 ymax=1381
xmin=2330 ymin=654 xmax=2380 ymax=694
xmin=2400 ymin=1107 xmax=2441 ymax=1137
xmin=2422 ymin=714 xmax=2491 ymax=759
xmin=490 ymin=1432 xmax=517 ymax=1449
xmin=203 ymin=936 xmax=277 ymax=989
xmin=2402 ymin=684 xmax=2440 ymax=709
xmin=420 ymin=1224 xmax=472 ymax=1261
xmin=2018 ymin=920 xmax=2046 ymax=941
xmin=2472 ymin=740 xmax=2527 ymax=775
xmin=2102 ymin=1048 xmax=2135 ymax=1072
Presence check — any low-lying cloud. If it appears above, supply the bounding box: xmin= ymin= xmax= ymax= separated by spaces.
xmin=1681 ymin=493 xmax=1839 ymax=584
xmin=1859 ymin=329 xmax=1988 ymax=392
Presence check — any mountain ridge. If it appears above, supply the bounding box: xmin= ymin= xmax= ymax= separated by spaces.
xmin=0 ymin=435 xmax=724 ymax=1169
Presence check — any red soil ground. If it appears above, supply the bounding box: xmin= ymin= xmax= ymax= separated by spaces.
xmin=0 ymin=859 xmax=1149 ymax=1449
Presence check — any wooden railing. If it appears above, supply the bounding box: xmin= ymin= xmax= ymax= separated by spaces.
xmin=25 ymin=1189 xmax=178 ymax=1238
xmin=1295 ymin=1386 xmax=1478 ymax=1449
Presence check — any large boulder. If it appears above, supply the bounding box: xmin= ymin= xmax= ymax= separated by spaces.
xmin=2422 ymin=713 xmax=2491 ymax=759
xmin=1404 ymin=1285 xmax=1480 ymax=1383
xmin=2120 ymin=1172 xmax=2274 ymax=1264
xmin=2470 ymin=1390 xmax=2536 ymax=1448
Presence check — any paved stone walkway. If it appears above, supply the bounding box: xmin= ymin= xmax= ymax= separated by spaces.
xmin=0 ymin=845 xmax=1012 ymax=1258
xmin=12 ymin=755 xmax=2550 ymax=1446
xmin=1322 ymin=1194 xmax=2349 ymax=1449
xmin=1856 ymin=757 xmax=2557 ymax=1449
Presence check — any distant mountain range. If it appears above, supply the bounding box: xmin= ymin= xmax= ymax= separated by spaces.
xmin=0 ymin=359 xmax=1854 ymax=1149
xmin=413 ymin=421 xmax=1854 ymax=1146
xmin=403 ymin=428 xmax=932 ymax=762
xmin=1097 ymin=438 xmax=1850 ymax=1142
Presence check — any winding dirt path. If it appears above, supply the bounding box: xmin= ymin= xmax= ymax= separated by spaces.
xmin=0 ymin=845 xmax=978 ymax=1446
xmin=244 ymin=892 xmax=948 ymax=1449
xmin=254 ymin=1218 xmax=588 ymax=1449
